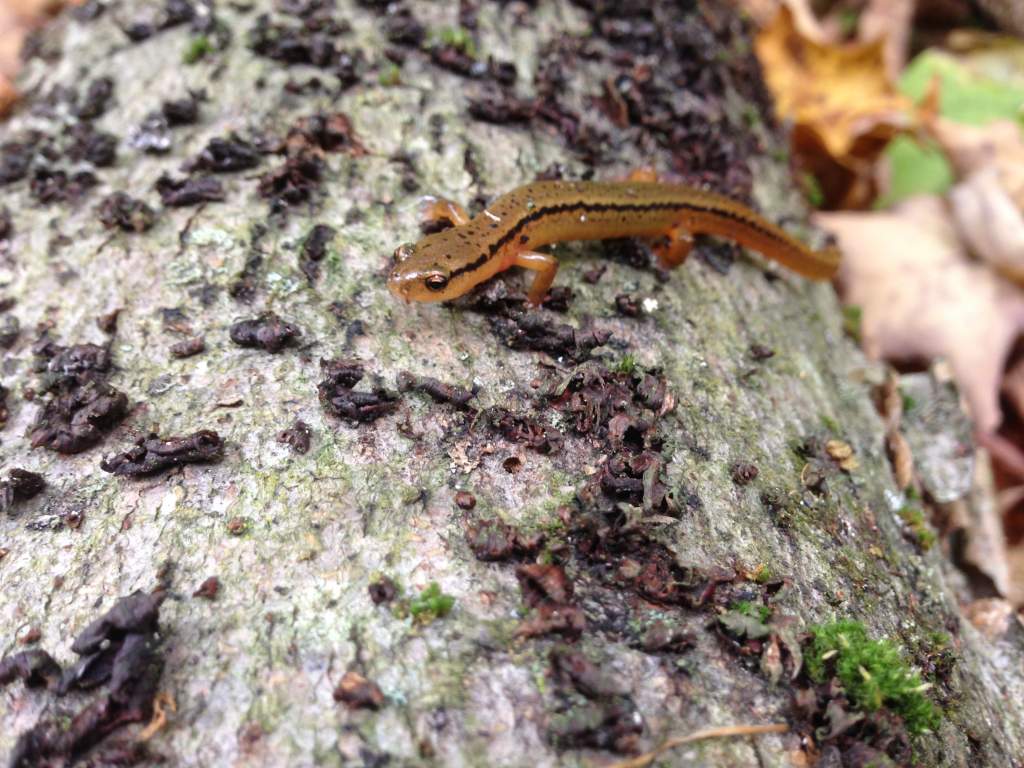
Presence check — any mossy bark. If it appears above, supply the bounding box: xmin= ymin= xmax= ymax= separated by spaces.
xmin=1 ymin=1 xmax=1023 ymax=766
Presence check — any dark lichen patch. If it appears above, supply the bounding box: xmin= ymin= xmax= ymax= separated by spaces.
xmin=634 ymin=621 xmax=696 ymax=654
xmin=30 ymin=167 xmax=98 ymax=204
xmin=96 ymin=310 xmax=120 ymax=335
xmin=97 ymin=192 xmax=157 ymax=233
xmin=131 ymin=92 xmax=205 ymax=155
xmin=74 ymin=76 xmax=115 ymax=120
xmin=0 ymin=382 xmax=10 ymax=428
xmin=248 ymin=0 xmax=354 ymax=71
xmin=162 ymin=92 xmax=203 ymax=125
xmin=462 ymin=278 xmax=573 ymax=315
xmin=546 ymin=647 xmax=642 ymax=754
xmin=257 ymin=112 xmax=363 ymax=214
xmin=613 ymin=293 xmax=643 ymax=318
xmin=381 ymin=5 xmax=425 ymax=47
xmin=794 ymin=434 xmax=852 ymax=497
xmin=464 ymin=518 xmax=544 ymax=562
xmin=299 ymin=223 xmax=335 ymax=282
xmin=0 ymin=649 xmax=61 ymax=689
xmin=186 ymin=135 xmax=261 ymax=173
xmin=480 ymin=406 xmax=563 ymax=454
xmin=396 ymin=370 xmax=477 ymax=409
xmin=515 ymin=563 xmax=585 ymax=640
xmin=552 ymin=363 xmax=676 ymax=516
xmin=229 ymin=226 xmax=269 ymax=303
xmin=5 ymin=591 xmax=166 ymax=768
xmin=487 ymin=313 xmax=610 ymax=362
xmin=0 ymin=468 xmax=45 ymax=515
xmin=155 ymin=173 xmax=226 ymax=206
xmin=467 ymin=92 xmax=535 ymax=124
xmin=27 ymin=336 xmax=128 ymax=454
xmin=120 ymin=0 xmax=199 ymax=42
xmin=333 ymin=671 xmax=385 ymax=710
xmin=0 ymin=206 xmax=12 ymax=242
xmin=368 ymin=575 xmax=398 ymax=605
xmin=318 ymin=357 xmax=398 ymax=425
xmin=100 ymin=430 xmax=224 ymax=477
xmin=731 ymin=461 xmax=759 ymax=485
xmin=229 ymin=312 xmax=301 ymax=353
xmin=64 ymin=123 xmax=117 ymax=167
xmin=277 ymin=419 xmax=312 ymax=454
xmin=0 ymin=139 xmax=36 ymax=186
xmin=170 ymin=336 xmax=206 ymax=358
xmin=193 ymin=576 xmax=220 ymax=600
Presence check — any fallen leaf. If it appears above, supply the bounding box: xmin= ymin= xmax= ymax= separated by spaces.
xmin=950 ymin=167 xmax=1024 ymax=283
xmin=0 ymin=73 xmax=15 ymax=118
xmin=858 ymin=0 xmax=916 ymax=81
xmin=963 ymin=597 xmax=1016 ymax=639
xmin=919 ymin=118 xmax=1024 ymax=285
xmin=886 ymin=430 xmax=914 ymax=489
xmin=1002 ymin=356 xmax=1024 ymax=423
xmin=902 ymin=50 xmax=1024 ymax=128
xmin=930 ymin=119 xmax=1024 ymax=190
xmin=878 ymin=39 xmax=1024 ymax=208
xmin=825 ymin=439 xmax=858 ymax=471
xmin=818 ymin=195 xmax=1024 ymax=434
xmin=755 ymin=6 xmax=917 ymax=208
xmin=960 ymin=3 xmax=1024 ymax=48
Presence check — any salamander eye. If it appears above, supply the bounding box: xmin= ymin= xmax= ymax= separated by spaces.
xmin=424 ymin=272 xmax=449 ymax=292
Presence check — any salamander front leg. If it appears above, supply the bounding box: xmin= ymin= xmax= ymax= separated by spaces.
xmin=653 ymin=226 xmax=695 ymax=269
xmin=420 ymin=196 xmax=471 ymax=229
xmin=513 ymin=251 xmax=560 ymax=307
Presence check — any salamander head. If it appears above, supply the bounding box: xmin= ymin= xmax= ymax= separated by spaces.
xmin=388 ymin=229 xmax=486 ymax=303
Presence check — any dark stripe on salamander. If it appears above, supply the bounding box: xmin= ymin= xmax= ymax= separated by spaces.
xmin=447 ymin=198 xmax=791 ymax=280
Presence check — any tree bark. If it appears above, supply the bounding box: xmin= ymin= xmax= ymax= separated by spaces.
xmin=2 ymin=1 xmax=1023 ymax=766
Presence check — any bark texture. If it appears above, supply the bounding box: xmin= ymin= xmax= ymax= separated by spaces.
xmin=1 ymin=1 xmax=1023 ymax=766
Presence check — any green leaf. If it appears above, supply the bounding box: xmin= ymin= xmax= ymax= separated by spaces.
xmin=877 ymin=135 xmax=955 ymax=208
xmin=899 ymin=50 xmax=1024 ymax=126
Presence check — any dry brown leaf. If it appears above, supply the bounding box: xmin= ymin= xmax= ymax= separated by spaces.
xmin=951 ymin=168 xmax=1024 ymax=282
xmin=825 ymin=439 xmax=859 ymax=472
xmin=1 ymin=0 xmax=71 ymax=111
xmin=886 ymin=430 xmax=915 ymax=489
xmin=1002 ymin=356 xmax=1024 ymax=424
xmin=926 ymin=119 xmax=1024 ymax=283
xmin=737 ymin=0 xmax=830 ymax=40
xmin=818 ymin=195 xmax=1024 ymax=435
xmin=963 ymin=597 xmax=1016 ymax=638
xmin=0 ymin=73 xmax=15 ymax=118
xmin=754 ymin=6 xmax=917 ymax=208
xmin=931 ymin=118 xmax=1024 ymax=197
xmin=858 ymin=0 xmax=916 ymax=81
xmin=975 ymin=0 xmax=1024 ymax=37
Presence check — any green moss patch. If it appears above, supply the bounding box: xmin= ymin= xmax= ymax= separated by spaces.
xmin=806 ymin=620 xmax=941 ymax=735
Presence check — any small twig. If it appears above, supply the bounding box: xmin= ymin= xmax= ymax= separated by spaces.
xmin=605 ymin=723 xmax=789 ymax=768
xmin=138 ymin=691 xmax=177 ymax=741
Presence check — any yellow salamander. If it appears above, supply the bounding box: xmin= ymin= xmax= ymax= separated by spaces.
xmin=388 ymin=178 xmax=839 ymax=306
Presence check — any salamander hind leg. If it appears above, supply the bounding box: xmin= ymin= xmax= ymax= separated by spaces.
xmin=512 ymin=251 xmax=560 ymax=307
xmin=652 ymin=226 xmax=695 ymax=269
xmin=627 ymin=167 xmax=659 ymax=183
xmin=420 ymin=196 xmax=471 ymax=229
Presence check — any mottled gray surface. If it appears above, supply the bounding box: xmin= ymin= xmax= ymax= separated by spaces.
xmin=1 ymin=1 xmax=1023 ymax=766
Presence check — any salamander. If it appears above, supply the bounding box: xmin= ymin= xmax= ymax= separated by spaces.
xmin=387 ymin=178 xmax=840 ymax=306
